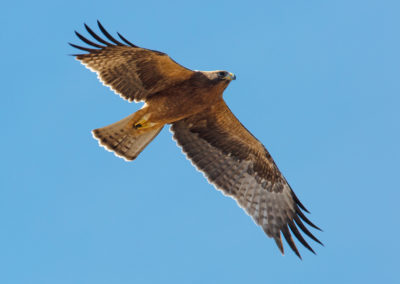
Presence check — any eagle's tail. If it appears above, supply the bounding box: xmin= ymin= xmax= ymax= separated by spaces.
xmin=92 ymin=112 xmax=164 ymax=161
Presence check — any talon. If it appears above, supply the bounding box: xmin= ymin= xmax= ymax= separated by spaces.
xmin=133 ymin=119 xmax=146 ymax=129
xmin=132 ymin=116 xmax=156 ymax=130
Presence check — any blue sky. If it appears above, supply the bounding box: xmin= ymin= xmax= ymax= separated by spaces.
xmin=1 ymin=0 xmax=399 ymax=283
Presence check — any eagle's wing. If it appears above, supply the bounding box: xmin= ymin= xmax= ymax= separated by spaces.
xmin=70 ymin=21 xmax=194 ymax=102
xmin=171 ymin=100 xmax=322 ymax=258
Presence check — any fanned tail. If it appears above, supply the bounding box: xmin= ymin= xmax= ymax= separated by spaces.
xmin=92 ymin=113 xmax=163 ymax=161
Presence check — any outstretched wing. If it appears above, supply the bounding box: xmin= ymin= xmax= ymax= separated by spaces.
xmin=70 ymin=21 xmax=194 ymax=102
xmin=171 ymin=100 xmax=322 ymax=258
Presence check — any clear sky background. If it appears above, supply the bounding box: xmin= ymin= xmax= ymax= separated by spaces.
xmin=1 ymin=1 xmax=399 ymax=283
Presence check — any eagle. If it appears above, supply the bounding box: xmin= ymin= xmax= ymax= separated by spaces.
xmin=70 ymin=21 xmax=322 ymax=258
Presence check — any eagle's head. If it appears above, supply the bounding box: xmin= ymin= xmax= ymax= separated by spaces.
xmin=200 ymin=70 xmax=236 ymax=82
xmin=195 ymin=70 xmax=236 ymax=93
xmin=215 ymin=70 xmax=236 ymax=81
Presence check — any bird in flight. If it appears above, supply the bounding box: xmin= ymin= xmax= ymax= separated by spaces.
xmin=70 ymin=21 xmax=322 ymax=258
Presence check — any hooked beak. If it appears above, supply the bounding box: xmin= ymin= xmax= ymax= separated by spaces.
xmin=227 ymin=72 xmax=236 ymax=81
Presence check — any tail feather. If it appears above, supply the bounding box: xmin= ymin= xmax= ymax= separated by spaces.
xmin=92 ymin=113 xmax=163 ymax=161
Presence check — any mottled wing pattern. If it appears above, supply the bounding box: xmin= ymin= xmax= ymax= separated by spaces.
xmin=171 ymin=100 xmax=322 ymax=258
xmin=70 ymin=21 xmax=194 ymax=102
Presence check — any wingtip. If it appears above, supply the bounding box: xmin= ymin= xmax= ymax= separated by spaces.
xmin=117 ymin=31 xmax=138 ymax=47
xmin=291 ymin=191 xmax=310 ymax=213
xmin=97 ymin=19 xmax=104 ymax=30
xmin=83 ymin=22 xmax=112 ymax=46
xmin=288 ymin=220 xmax=316 ymax=254
xmin=281 ymin=225 xmax=302 ymax=259
xmin=96 ymin=20 xmax=124 ymax=46
xmin=292 ymin=246 xmax=302 ymax=259
xmin=69 ymin=42 xmax=97 ymax=53
xmin=67 ymin=43 xmax=81 ymax=56
xmin=296 ymin=207 xmax=321 ymax=231
xmin=293 ymin=215 xmax=323 ymax=246
xmin=275 ymin=236 xmax=284 ymax=255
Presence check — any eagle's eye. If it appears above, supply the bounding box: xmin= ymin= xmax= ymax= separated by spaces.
xmin=217 ymin=71 xmax=227 ymax=78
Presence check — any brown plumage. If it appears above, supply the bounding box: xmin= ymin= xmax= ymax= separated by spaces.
xmin=70 ymin=21 xmax=322 ymax=258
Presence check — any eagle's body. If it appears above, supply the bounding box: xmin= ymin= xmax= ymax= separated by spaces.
xmin=144 ymin=71 xmax=229 ymax=124
xmin=70 ymin=21 xmax=322 ymax=258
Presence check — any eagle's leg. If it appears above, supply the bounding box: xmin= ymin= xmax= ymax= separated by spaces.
xmin=125 ymin=109 xmax=157 ymax=131
xmin=134 ymin=114 xmax=157 ymax=130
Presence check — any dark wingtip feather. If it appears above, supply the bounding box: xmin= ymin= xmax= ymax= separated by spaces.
xmin=68 ymin=43 xmax=97 ymax=52
xmin=294 ymin=215 xmax=323 ymax=246
xmin=274 ymin=235 xmax=284 ymax=255
xmin=84 ymin=23 xmax=112 ymax=46
xmin=281 ymin=225 xmax=302 ymax=259
xmin=117 ymin=32 xmax=138 ymax=47
xmin=288 ymin=220 xmax=316 ymax=254
xmin=96 ymin=20 xmax=124 ymax=46
xmin=296 ymin=207 xmax=322 ymax=231
xmin=74 ymin=31 xmax=104 ymax=48
xmin=291 ymin=191 xmax=310 ymax=213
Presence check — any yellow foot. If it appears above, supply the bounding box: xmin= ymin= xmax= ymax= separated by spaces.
xmin=133 ymin=117 xmax=156 ymax=130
